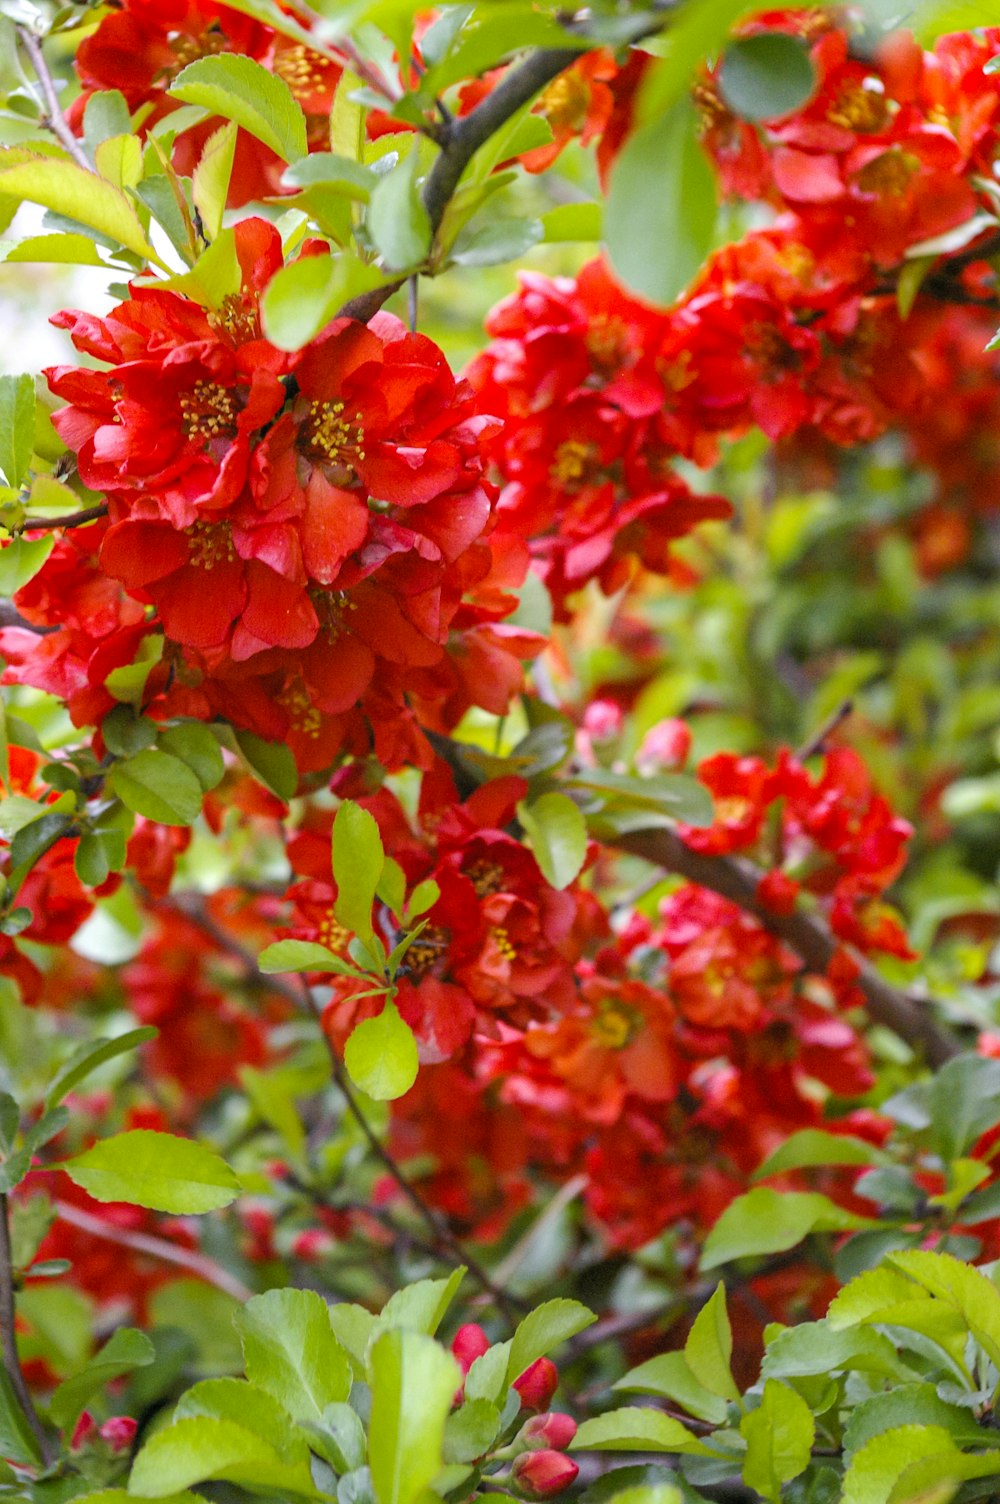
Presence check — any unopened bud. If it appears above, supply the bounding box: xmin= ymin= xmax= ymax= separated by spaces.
xmin=513 ymin=1356 xmax=558 ymax=1411
xmin=520 ymin=1412 xmax=577 ymax=1451
xmin=99 ymin=1416 xmax=138 ymax=1453
xmin=451 ymin=1323 xmax=491 ymax=1374
xmin=636 ymin=718 xmax=692 ymax=772
xmin=510 ymin=1448 xmax=579 ymax=1498
xmin=71 ymin=1411 xmax=96 ymax=1449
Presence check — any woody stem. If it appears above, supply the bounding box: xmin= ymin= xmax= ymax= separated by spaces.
xmin=0 ymin=1193 xmax=53 ymax=1465
xmin=16 ymin=28 xmax=94 ymax=174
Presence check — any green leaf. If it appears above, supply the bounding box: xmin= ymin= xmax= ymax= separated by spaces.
xmin=75 ymin=828 xmax=127 ymax=886
xmin=443 ymin=1398 xmax=501 ymax=1464
xmin=260 ymin=250 xmax=385 ymax=351
xmin=367 ymin=1328 xmax=461 ymax=1504
xmin=1 ymin=232 xmax=108 ymax=265
xmin=567 ymin=768 xmax=714 ymax=826
xmin=366 ymin=150 xmax=431 ymax=272
xmin=843 ymin=1384 xmax=986 ymax=1462
xmin=128 ymin=1415 xmax=321 ymax=1497
xmin=888 ymin=1249 xmax=1000 ymax=1368
xmin=571 ymin=1407 xmax=716 ymax=1455
xmin=740 ymin=1380 xmax=814 ymax=1502
xmin=234 ymin=1288 xmax=351 ymax=1423
xmin=718 ymin=35 xmax=816 ymax=121
xmin=700 ymin=1188 xmax=870 ymax=1269
xmin=613 ymin=1353 xmax=729 ymax=1426
xmin=344 ymin=1002 xmax=418 ymax=1102
xmin=50 ymin=1327 xmax=154 ymax=1430
xmin=605 ymin=101 xmax=716 ymax=308
xmin=45 ymin=1027 xmax=157 ymax=1108
xmin=0 ymin=155 xmax=160 ymax=264
xmin=0 ymin=1366 xmax=42 ymax=1465
xmin=333 ymin=799 xmax=384 ymax=942
xmin=82 ymin=90 xmax=132 ymax=152
xmin=258 ymin=939 xmax=367 ymax=978
xmin=304 ymin=1401 xmax=366 ymax=1472
xmin=541 ymin=201 xmax=602 ymax=242
xmin=378 ymin=1269 xmax=465 ymax=1337
xmin=684 ymin=1283 xmax=740 ymax=1402
xmin=929 ymin=1053 xmax=1000 ymax=1162
xmin=191 ymin=120 xmax=238 ymax=241
xmin=0 ymin=534 xmax=55 ymax=595
xmin=157 ymin=723 xmax=225 ymax=793
xmin=450 ymin=217 xmax=543 ymax=267
xmin=761 ymin=1321 xmax=912 ymax=1382
xmin=0 ymin=374 xmax=34 ymax=488
xmin=235 ymin=729 xmax=297 ymax=800
xmin=62 ymin=1129 xmax=240 ymax=1213
xmin=888 ymin=1448 xmax=1000 ymax=1504
xmin=0 ymin=1092 xmax=16 ymax=1155
xmin=169 ymin=55 xmax=308 ymax=163
xmin=841 ymin=1425 xmax=961 ymax=1504
xmin=753 ymin=1129 xmax=890 ymax=1181
xmin=10 ymin=810 xmax=72 ymax=876
xmin=107 ymin=748 xmax=204 ymax=826
xmin=506 ymin=1299 xmax=596 ymax=1386
xmin=517 ymin=792 xmax=587 ymax=890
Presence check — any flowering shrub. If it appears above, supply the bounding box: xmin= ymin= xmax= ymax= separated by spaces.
xmin=0 ymin=1 xmax=999 ymax=1501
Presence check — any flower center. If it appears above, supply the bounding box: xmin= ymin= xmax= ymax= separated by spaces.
xmin=692 ymin=78 xmax=728 ymax=127
xmin=210 ymin=294 xmax=259 ymax=345
xmin=279 ymin=680 xmax=322 ymax=738
xmin=187 ymin=520 xmax=236 ymax=570
xmin=854 ymin=148 xmax=918 ymax=198
xmin=827 ymin=80 xmax=890 ymax=133
xmin=550 ymin=439 xmax=600 ymax=490
xmin=539 ymin=71 xmax=591 ymax=132
xmin=319 ymin=908 xmax=352 ymax=953
xmin=404 ymin=925 xmax=449 ymax=979
xmin=490 ymin=925 xmax=517 ymax=963
xmin=304 ymin=400 xmax=366 ymax=467
xmin=591 ymin=998 xmax=641 ymax=1049
xmin=180 ymin=380 xmax=238 ymax=440
xmin=466 ymin=859 xmax=506 ymax=897
xmin=273 ymin=43 xmax=330 ymax=100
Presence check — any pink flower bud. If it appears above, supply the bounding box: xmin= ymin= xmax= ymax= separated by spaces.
xmin=513 ymin=1356 xmax=559 ymax=1411
xmin=451 ymin=1323 xmax=491 ymax=1375
xmin=511 ymin=1448 xmax=579 ymax=1498
xmin=636 ymin=718 xmax=692 ymax=772
xmin=71 ymin=1411 xmax=96 ymax=1449
xmin=520 ymin=1412 xmax=577 ymax=1451
xmin=99 ymin=1416 xmax=138 ymax=1452
xmin=582 ymin=700 xmax=624 ymax=743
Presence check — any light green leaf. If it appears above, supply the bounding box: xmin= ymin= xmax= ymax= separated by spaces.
xmin=700 ymin=1188 xmax=871 ymax=1269
xmin=1 ymin=232 xmax=108 ymax=265
xmin=718 ymin=34 xmax=816 ymax=121
xmin=367 ymin=1328 xmax=461 ymax=1504
xmin=889 ymin=1448 xmax=1000 ymax=1504
xmin=260 ymin=250 xmax=385 ymax=351
xmin=753 ymin=1129 xmax=891 ymax=1181
xmin=366 ymin=150 xmax=431 ymax=272
xmin=62 ymin=1129 xmax=240 ymax=1213
xmin=0 ymin=155 xmax=160 ymax=264
xmin=0 ymin=535 xmax=54 ymax=596
xmin=740 ymin=1380 xmax=814 ymax=1502
xmin=258 ymin=939 xmax=366 ymax=978
xmin=684 ymin=1283 xmax=740 ymax=1402
xmin=344 ymin=1002 xmax=418 ymax=1102
xmin=234 ymin=1288 xmax=351 ymax=1423
xmin=841 ymin=1426 xmax=960 ymax=1504
xmin=378 ymin=1269 xmax=465 ymax=1337
xmin=571 ymin=1407 xmax=716 ymax=1455
xmin=50 ymin=1328 xmax=154 ymax=1430
xmin=614 ymin=1352 xmax=728 ymax=1425
xmin=128 ymin=1415 xmax=321 ymax=1497
xmin=930 ymin=1054 xmax=1000 ymax=1163
xmin=567 ymin=768 xmax=714 ymax=826
xmin=605 ymin=101 xmax=716 ymax=308
xmin=517 ymin=792 xmax=587 ymax=890
xmin=0 ymin=1366 xmax=42 ymax=1465
xmin=541 ymin=201 xmax=602 ymax=242
xmin=761 ymin=1321 xmax=912 ymax=1382
xmin=94 ymin=134 xmax=143 ymax=191
xmin=888 ymin=1250 xmax=1000 ymax=1368
xmin=192 ymin=120 xmax=238 ymax=241
xmin=107 ymin=749 xmax=204 ymax=827
xmin=506 ymin=1299 xmax=596 ymax=1386
xmin=332 ymin=798 xmax=384 ymax=942
xmin=169 ymin=54 xmax=308 ymax=163
xmin=45 ymin=1028 xmax=157 ymax=1109
xmin=0 ymin=374 xmax=34 ymax=488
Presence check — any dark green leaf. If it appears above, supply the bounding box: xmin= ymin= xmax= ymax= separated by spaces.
xmin=718 ymin=35 xmax=816 ymax=122
xmin=107 ymin=749 xmax=203 ymax=826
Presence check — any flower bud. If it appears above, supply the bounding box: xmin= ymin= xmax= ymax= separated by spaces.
xmin=513 ymin=1356 xmax=559 ymax=1411
xmin=99 ymin=1416 xmax=138 ymax=1453
xmin=520 ymin=1412 xmax=577 ymax=1451
xmin=582 ymin=699 xmax=623 ymax=743
xmin=451 ymin=1322 xmax=491 ymax=1375
xmin=510 ymin=1448 xmax=579 ymax=1498
xmin=636 ymin=718 xmax=692 ymax=772
xmin=70 ymin=1411 xmax=96 ymax=1449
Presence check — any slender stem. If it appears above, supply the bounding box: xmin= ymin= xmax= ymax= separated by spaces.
xmin=53 ymin=1200 xmax=254 ymax=1303
xmin=615 ymin=827 xmax=959 ymax=1068
xmin=169 ymin=894 xmax=524 ymax=1326
xmin=0 ymin=1193 xmax=53 ymax=1465
xmin=19 ymin=505 xmax=108 ymax=533
xmin=16 ymin=28 xmax=94 ymax=173
xmin=795 ymin=698 xmax=854 ymax=762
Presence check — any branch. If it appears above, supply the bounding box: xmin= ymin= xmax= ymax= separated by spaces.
xmin=19 ymin=504 xmax=108 ymax=532
xmin=168 ymin=894 xmax=524 ymax=1326
xmin=0 ymin=1193 xmax=53 ymax=1465
xmin=614 ymin=827 xmax=959 ymax=1068
xmin=16 ymin=28 xmax=94 ymax=173
xmin=53 ymin=1199 xmax=254 ymax=1303
xmin=337 ymin=43 xmax=583 ymax=323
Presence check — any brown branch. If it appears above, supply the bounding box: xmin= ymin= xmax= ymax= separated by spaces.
xmin=20 ymin=505 xmax=108 ymax=532
xmin=52 ymin=1199 xmax=254 ymax=1303
xmin=613 ymin=828 xmax=959 ymax=1068
xmin=0 ymin=1193 xmax=53 ymax=1464
xmin=795 ymin=699 xmax=854 ymax=763
xmin=16 ymin=28 xmax=93 ymax=173
xmin=168 ymin=894 xmax=524 ymax=1327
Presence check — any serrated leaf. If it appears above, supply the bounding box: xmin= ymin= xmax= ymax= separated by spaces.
xmin=169 ymin=54 xmax=308 ymax=163
xmin=191 ymin=119 xmax=237 ymax=241
xmin=740 ymin=1380 xmax=814 ymax=1502
xmin=571 ymin=1407 xmax=716 ymax=1455
xmin=234 ymin=1288 xmax=351 ymax=1423
xmin=700 ymin=1188 xmax=871 ymax=1269
xmin=684 ymin=1283 xmax=740 ymax=1402
xmin=128 ymin=1415 xmax=321 ymax=1497
xmin=378 ymin=1269 xmax=465 ymax=1337
xmin=0 ymin=155 xmax=160 ymax=264
xmin=107 ymin=748 xmax=203 ymax=826
xmin=344 ymin=1002 xmax=417 ymax=1102
xmin=62 ymin=1129 xmax=240 ymax=1213
xmin=613 ymin=1352 xmax=729 ymax=1425
xmin=258 ymin=939 xmax=367 ymax=978
xmin=332 ymin=799 xmax=384 ymax=942
xmin=841 ymin=1425 xmax=960 ymax=1504
xmin=0 ymin=534 xmax=55 ymax=595
xmin=506 ymin=1299 xmax=595 ymax=1386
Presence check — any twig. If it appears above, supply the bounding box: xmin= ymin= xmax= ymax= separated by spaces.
xmin=52 ymin=1200 xmax=254 ymax=1303
xmin=16 ymin=28 xmax=94 ymax=173
xmin=19 ymin=505 xmax=108 ymax=533
xmin=795 ymin=699 xmax=853 ymax=763
xmin=614 ymin=827 xmax=959 ymax=1068
xmin=0 ymin=1193 xmax=53 ymax=1464
xmin=168 ymin=894 xmax=525 ymax=1327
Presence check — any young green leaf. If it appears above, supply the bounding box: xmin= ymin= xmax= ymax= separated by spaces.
xmin=505 ymin=1299 xmax=596 ymax=1386
xmin=107 ymin=749 xmax=204 ymax=827
xmin=61 ymin=1129 xmax=240 ymax=1213
xmin=740 ymin=1379 xmax=814 ymax=1502
xmin=169 ymin=55 xmax=308 ymax=163
xmin=343 ymin=1002 xmax=418 ymax=1102
xmin=571 ymin=1407 xmax=716 ymax=1455
xmin=49 ymin=1328 xmax=155 ymax=1430
xmin=234 ymin=1288 xmax=352 ymax=1422
xmin=332 ymin=799 xmax=384 ymax=942
xmin=684 ymin=1283 xmax=740 ymax=1402
xmin=517 ymin=792 xmax=587 ymax=890
xmin=128 ymin=1415 xmax=321 ymax=1498
xmin=367 ymin=1328 xmax=462 ymax=1504
xmin=45 ymin=1027 xmax=157 ymax=1108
